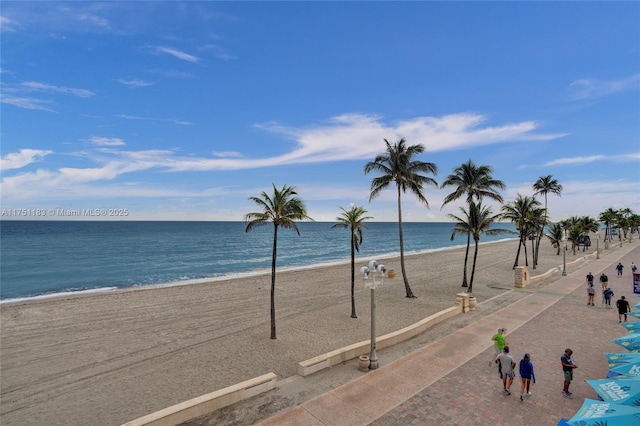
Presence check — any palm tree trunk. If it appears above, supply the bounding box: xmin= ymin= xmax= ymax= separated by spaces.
xmin=461 ymin=233 xmax=470 ymax=287
xmin=397 ymin=185 xmax=415 ymax=298
xmin=513 ymin=234 xmax=523 ymax=269
xmin=468 ymin=238 xmax=480 ymax=293
xmin=350 ymin=232 xmax=357 ymax=318
xmin=270 ymin=225 xmax=278 ymax=339
xmin=530 ymin=238 xmax=535 ymax=268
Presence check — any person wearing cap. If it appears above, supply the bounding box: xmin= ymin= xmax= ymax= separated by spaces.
xmin=561 ymin=348 xmax=578 ymax=398
xmin=519 ymin=352 xmax=535 ymax=401
xmin=490 ymin=328 xmax=507 ymax=366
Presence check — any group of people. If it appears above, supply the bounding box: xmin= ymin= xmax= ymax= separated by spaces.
xmin=486 ymin=260 xmax=637 ymax=404
xmin=585 ymin=270 xmax=632 ymax=322
xmin=491 ymin=328 xmax=581 ymax=400
xmin=490 ymin=328 xmax=535 ymax=401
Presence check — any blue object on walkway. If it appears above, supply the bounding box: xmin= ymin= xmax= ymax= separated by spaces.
xmin=566 ymin=398 xmax=640 ymax=425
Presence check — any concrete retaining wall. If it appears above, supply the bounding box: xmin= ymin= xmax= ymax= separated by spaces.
xmin=121 ymin=373 xmax=277 ymax=426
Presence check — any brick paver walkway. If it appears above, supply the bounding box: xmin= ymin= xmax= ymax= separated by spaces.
xmin=257 ymin=242 xmax=640 ymax=426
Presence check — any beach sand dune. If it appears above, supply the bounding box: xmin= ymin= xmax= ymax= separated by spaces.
xmin=0 ymin=238 xmax=589 ymax=426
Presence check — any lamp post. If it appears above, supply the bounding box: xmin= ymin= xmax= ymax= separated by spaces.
xmin=596 ymin=231 xmax=600 ymax=259
xmin=360 ymin=260 xmax=386 ymax=370
xmin=562 ymin=230 xmax=567 ymax=276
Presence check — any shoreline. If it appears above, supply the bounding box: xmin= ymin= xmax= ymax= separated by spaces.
xmin=0 ymin=237 xmax=518 ymax=306
xmin=0 ymin=237 xmax=576 ymax=426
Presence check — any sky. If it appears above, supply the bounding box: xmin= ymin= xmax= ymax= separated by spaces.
xmin=1 ymin=1 xmax=639 ymax=223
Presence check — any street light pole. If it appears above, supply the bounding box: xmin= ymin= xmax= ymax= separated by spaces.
xmin=360 ymin=260 xmax=386 ymax=370
xmin=562 ymin=230 xmax=567 ymax=276
xmin=596 ymin=231 xmax=600 ymax=259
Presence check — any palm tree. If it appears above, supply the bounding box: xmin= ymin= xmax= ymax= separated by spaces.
xmin=440 ymin=159 xmax=505 ymax=287
xmin=532 ymin=175 xmax=563 ymax=218
xmin=532 ymin=175 xmax=563 ymax=266
xmin=599 ymin=208 xmax=618 ymax=242
xmin=448 ymin=201 xmax=511 ymax=293
xmin=500 ymin=194 xmax=542 ymax=268
xmin=578 ymin=216 xmax=599 ymax=251
xmin=364 ymin=138 xmax=438 ymax=298
xmin=332 ymin=206 xmax=373 ymax=318
xmin=546 ymin=222 xmax=564 ymax=255
xmin=244 ymin=184 xmax=313 ymax=339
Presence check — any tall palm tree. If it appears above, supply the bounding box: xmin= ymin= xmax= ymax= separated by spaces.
xmin=441 ymin=159 xmax=505 ymax=287
xmin=533 ymin=175 xmax=563 ymax=217
xmin=332 ymin=206 xmax=373 ymax=318
xmin=364 ymin=138 xmax=438 ymax=298
xmin=448 ymin=202 xmax=511 ymax=293
xmin=532 ymin=175 xmax=563 ymax=266
xmin=500 ymin=194 xmax=542 ymax=268
xmin=244 ymin=184 xmax=313 ymax=339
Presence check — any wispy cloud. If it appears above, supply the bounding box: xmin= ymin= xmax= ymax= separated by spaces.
xmin=212 ymin=151 xmax=244 ymax=158
xmin=116 ymin=114 xmax=191 ymax=125
xmin=4 ymin=81 xmax=95 ymax=98
xmin=1 ymin=81 xmax=94 ymax=111
xmin=1 ymin=16 xmax=22 ymax=32
xmin=568 ymin=74 xmax=640 ymax=100
xmin=89 ymin=136 xmax=126 ymax=147
xmin=150 ymin=45 xmax=200 ymax=63
xmin=0 ymin=113 xmax=568 ymax=198
xmin=1 ymin=149 xmax=52 ymax=170
xmin=0 ymin=95 xmax=55 ymax=111
xmin=543 ymin=153 xmax=640 ymax=167
xmin=117 ymin=78 xmax=155 ymax=88
xmin=63 ymin=112 xmax=560 ymax=173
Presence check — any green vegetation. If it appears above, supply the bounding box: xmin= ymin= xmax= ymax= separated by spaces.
xmin=244 ymin=184 xmax=313 ymax=339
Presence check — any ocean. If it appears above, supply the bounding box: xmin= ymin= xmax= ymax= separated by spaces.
xmin=0 ymin=220 xmax=517 ymax=302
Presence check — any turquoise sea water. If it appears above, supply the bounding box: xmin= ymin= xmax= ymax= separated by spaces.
xmin=0 ymin=221 xmax=516 ymax=302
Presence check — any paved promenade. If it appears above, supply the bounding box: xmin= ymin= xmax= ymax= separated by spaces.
xmin=255 ymin=242 xmax=640 ymax=426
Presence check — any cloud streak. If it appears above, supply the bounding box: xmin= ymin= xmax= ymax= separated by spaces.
xmin=543 ymin=153 xmax=640 ymax=167
xmin=1 ymin=149 xmax=53 ymax=170
xmin=150 ymin=46 xmax=200 ymax=63
xmin=568 ymin=74 xmax=640 ymax=100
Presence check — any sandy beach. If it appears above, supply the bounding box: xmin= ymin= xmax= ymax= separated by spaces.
xmin=0 ymin=237 xmax=592 ymax=426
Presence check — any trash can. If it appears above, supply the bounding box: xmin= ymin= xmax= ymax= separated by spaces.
xmin=469 ymin=296 xmax=477 ymax=311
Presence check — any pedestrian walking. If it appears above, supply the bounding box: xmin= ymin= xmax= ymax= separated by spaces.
xmin=490 ymin=328 xmax=507 ymax=366
xmin=497 ymin=345 xmax=516 ymax=395
xmin=599 ymin=272 xmax=609 ymax=290
xmin=587 ymin=284 xmax=595 ymax=306
xmin=616 ymin=295 xmax=631 ymax=323
xmin=632 ymin=262 xmax=637 ymax=274
xmin=616 ymin=263 xmax=624 ymax=276
xmin=519 ymin=353 xmax=536 ymax=401
xmin=561 ymin=348 xmax=578 ymax=398
xmin=603 ymin=287 xmax=614 ymax=309
xmin=586 ymin=272 xmax=594 ymax=287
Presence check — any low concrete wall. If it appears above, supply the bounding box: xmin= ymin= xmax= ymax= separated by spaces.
xmin=124 ymin=299 xmax=467 ymax=423
xmin=121 ymin=373 xmax=277 ymax=426
xmin=297 ymin=305 xmax=460 ymax=376
xmin=517 ymin=252 xmax=597 ymax=287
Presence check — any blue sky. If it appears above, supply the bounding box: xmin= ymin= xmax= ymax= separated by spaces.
xmin=1 ymin=1 xmax=639 ymax=223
